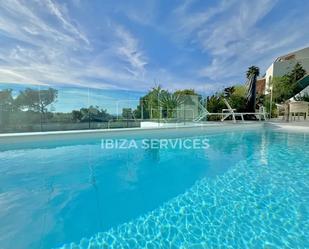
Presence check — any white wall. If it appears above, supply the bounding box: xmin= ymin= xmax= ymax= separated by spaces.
xmin=264 ymin=48 xmax=309 ymax=94
xmin=265 ymin=63 xmax=274 ymax=94
xmin=293 ymin=47 xmax=309 ymax=59
xmin=274 ymin=58 xmax=309 ymax=76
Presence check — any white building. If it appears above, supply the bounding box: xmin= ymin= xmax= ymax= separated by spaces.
xmin=264 ymin=47 xmax=309 ymax=94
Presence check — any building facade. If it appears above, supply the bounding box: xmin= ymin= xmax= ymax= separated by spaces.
xmin=264 ymin=47 xmax=309 ymax=94
xmin=256 ymin=78 xmax=266 ymax=95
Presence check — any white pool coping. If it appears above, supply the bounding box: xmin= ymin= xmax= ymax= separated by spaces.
xmin=266 ymin=122 xmax=309 ymax=132
xmin=1 ymin=121 xmax=309 ymax=144
xmin=0 ymin=122 xmax=265 ymax=143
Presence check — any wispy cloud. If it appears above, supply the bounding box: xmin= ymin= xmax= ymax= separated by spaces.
xmin=0 ymin=0 xmax=148 ymax=90
xmin=1 ymin=0 xmax=309 ymax=94
xmin=44 ymin=0 xmax=90 ymax=45
xmin=170 ymin=0 xmax=309 ymax=84
xmin=115 ymin=0 xmax=157 ymax=27
xmin=114 ymin=25 xmax=147 ymax=76
xmin=172 ymin=0 xmax=236 ymax=39
xmin=0 ymin=68 xmax=47 ymax=86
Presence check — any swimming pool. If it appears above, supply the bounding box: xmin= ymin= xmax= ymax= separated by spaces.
xmin=0 ymin=125 xmax=308 ymax=248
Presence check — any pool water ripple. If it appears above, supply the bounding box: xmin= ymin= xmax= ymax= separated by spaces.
xmin=57 ymin=146 xmax=309 ymax=249
xmin=1 ymin=129 xmax=308 ymax=249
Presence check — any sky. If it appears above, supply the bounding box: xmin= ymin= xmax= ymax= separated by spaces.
xmin=1 ymin=0 xmax=309 ymax=111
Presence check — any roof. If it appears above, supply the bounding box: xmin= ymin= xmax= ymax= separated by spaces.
xmin=275 ymin=47 xmax=309 ymax=62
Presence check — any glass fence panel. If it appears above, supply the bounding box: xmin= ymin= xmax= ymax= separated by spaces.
xmin=41 ymin=86 xmax=90 ymax=132
xmin=0 ymin=83 xmax=43 ymax=133
xmin=138 ymin=93 xmax=204 ymax=127
xmin=0 ymin=84 xmax=211 ymax=133
xmin=95 ymin=89 xmax=142 ymax=129
xmin=88 ymin=88 xmax=118 ymax=129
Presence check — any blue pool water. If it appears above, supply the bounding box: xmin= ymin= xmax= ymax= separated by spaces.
xmin=0 ymin=127 xmax=308 ymax=249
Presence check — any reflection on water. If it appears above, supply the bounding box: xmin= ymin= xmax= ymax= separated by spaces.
xmin=144 ymin=144 xmax=161 ymax=163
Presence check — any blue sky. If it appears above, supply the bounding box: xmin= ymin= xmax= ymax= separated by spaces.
xmin=1 ymin=0 xmax=309 ymax=110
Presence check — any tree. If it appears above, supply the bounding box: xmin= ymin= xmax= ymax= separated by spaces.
xmin=132 ymin=86 xmax=164 ymax=119
xmin=15 ymin=87 xmax=58 ymax=114
xmin=122 ymin=108 xmax=133 ymax=119
xmin=246 ymin=66 xmax=260 ymax=79
xmin=272 ymin=76 xmax=294 ymax=103
xmin=233 ymin=85 xmax=246 ymax=97
xmin=206 ymin=93 xmax=225 ymax=114
xmin=72 ymin=110 xmax=83 ymax=122
xmin=122 ymin=108 xmax=133 ymax=127
xmin=174 ymin=89 xmax=198 ymax=96
xmin=0 ymin=89 xmax=14 ymax=126
xmin=144 ymin=86 xmax=162 ymax=119
xmin=133 ymin=97 xmax=147 ymax=119
xmin=271 ymin=63 xmax=307 ymax=103
xmin=71 ymin=106 xmax=111 ymax=128
xmin=288 ymin=62 xmax=306 ymax=83
xmin=133 ymin=87 xmax=201 ymax=119
xmin=204 ymin=83 xmax=249 ymax=120
xmin=159 ymin=91 xmax=185 ymax=118
xmin=0 ymin=89 xmax=14 ymax=112
xmin=228 ymin=85 xmax=247 ymax=112
xmin=79 ymin=106 xmax=111 ymax=122
xmin=245 ymin=66 xmax=260 ymax=112
xmin=223 ymin=86 xmax=235 ymax=98
xmin=221 ymin=85 xmax=247 ymax=112
xmin=14 ymin=87 xmax=58 ymax=130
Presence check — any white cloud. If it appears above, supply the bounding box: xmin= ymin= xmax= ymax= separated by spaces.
xmin=1 ymin=0 xmax=309 ymax=94
xmin=0 ymin=0 xmax=150 ymax=91
xmin=170 ymin=0 xmax=309 ymax=84
xmin=120 ymin=1 xmax=157 ymax=27
xmin=114 ymin=25 xmax=147 ymax=76
xmin=0 ymin=69 xmax=47 ymax=86
xmin=172 ymin=0 xmax=236 ymax=38
xmin=44 ymin=0 xmax=90 ymax=45
xmin=197 ymin=0 xmax=278 ymax=55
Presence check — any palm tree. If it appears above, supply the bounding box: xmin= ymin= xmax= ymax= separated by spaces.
xmin=245 ymin=66 xmax=260 ymax=113
xmin=223 ymin=86 xmax=235 ymax=98
xmin=159 ymin=91 xmax=185 ymax=119
xmin=246 ymin=66 xmax=260 ymax=79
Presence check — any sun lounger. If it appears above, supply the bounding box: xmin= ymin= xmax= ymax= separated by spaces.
xmin=221 ymin=99 xmax=267 ymax=123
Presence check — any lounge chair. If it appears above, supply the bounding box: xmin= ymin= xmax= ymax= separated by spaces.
xmin=193 ymin=109 xmax=223 ymax=122
xmin=193 ymin=101 xmax=226 ymax=122
xmin=221 ymin=98 xmax=267 ymax=123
